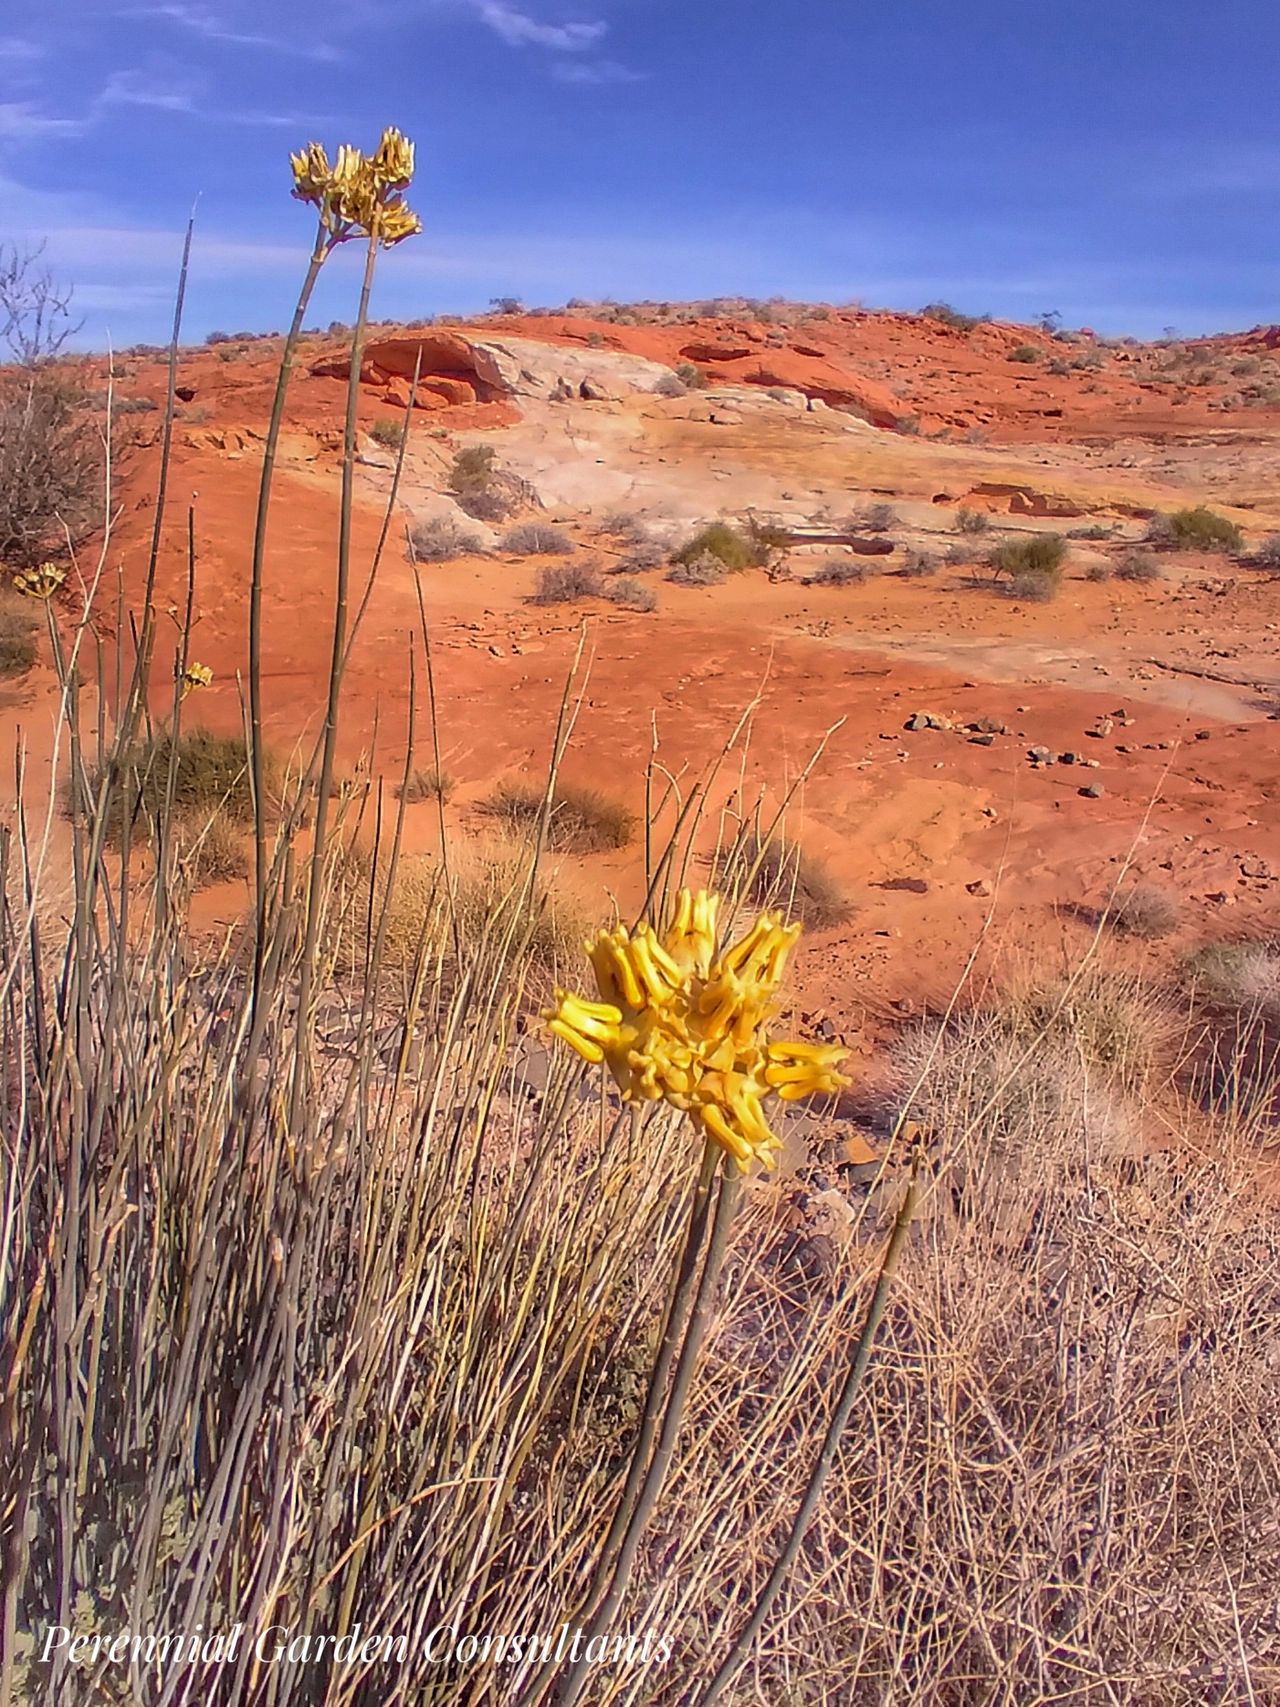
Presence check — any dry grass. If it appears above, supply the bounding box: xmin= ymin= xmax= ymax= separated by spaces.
xmin=0 ymin=589 xmax=40 ymax=677
xmin=503 ymin=521 xmax=575 ymax=556
xmin=721 ymin=829 xmax=852 ymax=930
xmin=485 ymin=777 xmax=636 ymax=852
xmin=1108 ymin=880 xmax=1182 ymax=939
xmin=397 ymin=765 xmax=455 ymax=803
xmin=1183 ymin=939 xmax=1280 ymax=1016
xmin=528 ymin=561 xmax=604 ymax=604
xmin=174 ymin=805 xmax=249 ymax=888
xmin=408 ymin=512 xmax=484 ymax=561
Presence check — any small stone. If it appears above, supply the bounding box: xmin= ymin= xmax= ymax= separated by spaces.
xmin=1060 ymin=751 xmax=1080 ymax=765
xmin=1028 ymin=746 xmax=1056 ymax=766
xmin=966 ymin=878 xmax=992 ymax=897
xmin=1079 ymin=784 xmax=1104 ymax=799
xmin=968 ymin=733 xmax=996 ymax=746
xmin=1194 ymin=729 xmax=1212 ymax=741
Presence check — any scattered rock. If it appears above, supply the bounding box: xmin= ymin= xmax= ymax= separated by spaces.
xmin=966 ymin=878 xmax=992 ymax=897
xmin=1079 ymin=784 xmax=1104 ymax=799
xmin=968 ymin=733 xmax=996 ymax=746
xmin=1028 ymin=746 xmax=1056 ymax=766
xmin=905 ymin=711 xmax=952 ymax=732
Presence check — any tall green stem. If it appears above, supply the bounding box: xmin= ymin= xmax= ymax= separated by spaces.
xmin=290 ymin=232 xmax=379 ymax=1124
xmin=247 ymin=223 xmax=328 ymax=1012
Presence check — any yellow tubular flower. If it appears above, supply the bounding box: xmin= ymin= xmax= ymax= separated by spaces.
xmin=290 ymin=142 xmax=332 ymax=204
xmin=544 ymin=888 xmax=851 ymax=1174
xmin=370 ymin=126 xmax=415 ymax=188
xmin=179 ymin=662 xmax=213 ymax=701
xmin=13 ymin=563 xmax=65 ymax=600
xmin=376 ymin=198 xmax=423 ymax=247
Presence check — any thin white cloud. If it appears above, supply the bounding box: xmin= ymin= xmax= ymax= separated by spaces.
xmin=100 ymin=67 xmax=200 ymax=113
xmin=0 ymin=37 xmax=45 ymax=62
xmin=0 ymin=103 xmax=89 ymax=139
xmin=552 ymin=58 xmax=643 ymax=84
xmin=474 ymin=2 xmax=606 ymax=51
xmin=119 ymin=3 xmax=340 ymax=61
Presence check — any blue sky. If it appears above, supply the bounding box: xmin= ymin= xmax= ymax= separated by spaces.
xmin=3 ymin=0 xmax=1279 ymax=347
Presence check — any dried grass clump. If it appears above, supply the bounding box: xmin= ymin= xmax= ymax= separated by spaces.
xmin=1183 ymin=940 xmax=1280 ymax=1015
xmin=720 ymin=829 xmax=852 ymax=930
xmin=407 ymin=512 xmax=484 ymax=562
xmin=1107 ymin=880 xmax=1181 ymax=939
xmin=485 ymin=778 xmax=636 ymax=852
xmin=667 ymin=550 xmax=726 ymax=587
xmin=1114 ymin=548 xmax=1163 ymax=582
xmin=602 ymin=575 xmax=657 ymax=611
xmin=503 ymin=521 xmax=575 ymax=556
xmin=806 ymin=557 xmax=866 ymax=586
xmin=397 ymin=766 xmax=454 ymax=804
xmin=529 ymin=561 xmax=603 ymax=604
xmin=173 ymin=806 xmax=249 ymax=889
xmin=0 ymin=590 xmax=40 ymax=677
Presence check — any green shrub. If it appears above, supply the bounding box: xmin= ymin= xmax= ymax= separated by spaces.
xmin=921 ymin=302 xmax=988 ymax=334
xmin=674 ymin=361 xmax=706 ymax=389
xmin=956 ymin=508 xmax=990 ymax=535
xmin=671 ymin=522 xmax=762 ymax=573
xmin=101 ymin=729 xmax=268 ymax=841
xmin=369 ymin=418 xmax=404 ymax=449
xmin=1008 ymin=345 xmax=1040 ymax=363
xmin=988 ymin=534 xmax=1067 ymax=578
xmin=1149 ymin=507 xmax=1243 ymax=553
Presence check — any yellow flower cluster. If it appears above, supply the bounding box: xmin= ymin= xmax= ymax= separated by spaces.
xmin=178 ymin=662 xmax=213 ymax=700
xmin=12 ymin=563 xmax=65 ymax=600
xmin=290 ymin=127 xmax=421 ymax=246
xmin=546 ymin=888 xmax=849 ymax=1172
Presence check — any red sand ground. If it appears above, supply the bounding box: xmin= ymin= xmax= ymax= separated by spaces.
xmin=5 ymin=302 xmax=1280 ymax=1051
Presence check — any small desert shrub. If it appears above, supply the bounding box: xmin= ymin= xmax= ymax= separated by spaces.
xmin=1244 ymin=533 xmax=1280 ymax=569
xmin=1182 ymin=941 xmax=1280 ymax=1015
xmin=397 ymin=768 xmax=455 ymax=804
xmin=602 ymin=576 xmax=657 ymax=611
xmin=334 ymin=838 xmax=589 ymax=984
xmin=671 ymin=522 xmax=760 ymax=574
xmin=674 ymin=361 xmax=706 ymax=389
xmin=503 ymin=522 xmax=575 ymax=556
xmin=174 ymin=807 xmax=248 ymax=889
xmin=112 ymin=394 xmax=159 ymax=414
xmin=988 ymin=534 xmax=1068 ymax=578
xmin=724 ymin=832 xmax=851 ymax=930
xmin=1047 ymin=357 xmax=1071 ymax=376
xmin=0 ymin=591 xmax=40 ymax=677
xmin=1068 ymin=523 xmax=1115 ymax=540
xmin=667 ymin=551 xmax=726 ymax=587
xmin=1007 ymin=344 xmax=1040 ymax=363
xmin=1148 ymin=506 xmax=1243 ymax=552
xmin=369 ymin=417 xmax=404 ymax=449
xmin=902 ymin=550 xmax=939 ymax=578
xmin=100 ymin=729 xmax=267 ymax=842
xmin=1085 ymin=562 xmax=1112 ymax=582
xmin=807 ymin=558 xmax=866 ymax=587
xmin=529 ymin=561 xmax=603 ymax=604
xmin=0 ymin=368 xmax=105 ymax=569
xmin=1114 ymin=549 xmax=1162 ymax=582
xmin=408 ymin=514 xmax=483 ymax=562
xmin=653 ymin=373 xmax=688 ymax=398
xmin=856 ymin=502 xmax=898 ymax=533
xmin=447 ymin=444 xmax=524 ymax=521
xmin=921 ymin=301 xmax=988 ymax=333
xmin=485 ymin=780 xmax=635 ymax=852
xmin=956 ymin=507 xmax=990 ymax=534
xmin=600 ymin=510 xmax=651 ymax=543
xmin=614 ymin=540 xmax=667 ymax=573
xmin=1007 ymin=568 xmax=1061 ymax=601
xmin=1107 ymin=882 xmax=1181 ymax=939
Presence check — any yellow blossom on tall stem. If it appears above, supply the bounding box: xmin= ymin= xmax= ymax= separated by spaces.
xmin=289 ymin=127 xmax=421 ymax=248
xmin=546 ymin=887 xmax=849 ymax=1172
xmin=12 ymin=563 xmax=66 ymax=601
